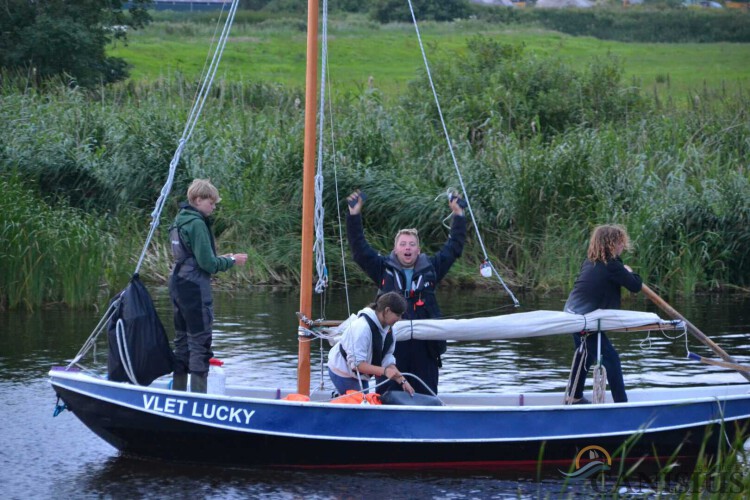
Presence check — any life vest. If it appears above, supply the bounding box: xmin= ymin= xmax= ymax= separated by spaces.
xmin=168 ymin=204 xmax=217 ymax=278
xmin=169 ymin=224 xmax=195 ymax=270
xmin=331 ymin=390 xmax=382 ymax=405
xmin=379 ymin=254 xmax=446 ymax=362
xmin=379 ymin=254 xmax=439 ymax=320
xmin=339 ymin=313 xmax=393 ymax=371
xmin=282 ymin=393 xmax=310 ymax=402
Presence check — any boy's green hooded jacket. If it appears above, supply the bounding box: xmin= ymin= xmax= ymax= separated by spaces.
xmin=170 ymin=203 xmax=234 ymax=276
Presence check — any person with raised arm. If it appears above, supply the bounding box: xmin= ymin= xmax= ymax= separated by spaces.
xmin=345 ymin=190 xmax=466 ymax=395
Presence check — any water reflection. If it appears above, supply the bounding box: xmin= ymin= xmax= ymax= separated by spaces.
xmin=1 ymin=287 xmax=749 ymax=497
xmin=69 ymin=454 xmax=574 ymax=499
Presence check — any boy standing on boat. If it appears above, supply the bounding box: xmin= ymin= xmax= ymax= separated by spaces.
xmin=346 ymin=190 xmax=466 ymax=395
xmin=328 ymin=292 xmax=415 ymax=396
xmin=564 ymin=224 xmax=643 ymax=404
xmin=168 ymin=179 xmax=247 ymax=393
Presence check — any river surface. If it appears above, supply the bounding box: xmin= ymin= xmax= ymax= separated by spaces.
xmin=1 ymin=286 xmax=749 ymax=498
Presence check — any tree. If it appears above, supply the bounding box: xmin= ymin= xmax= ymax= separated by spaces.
xmin=0 ymin=0 xmax=152 ymax=87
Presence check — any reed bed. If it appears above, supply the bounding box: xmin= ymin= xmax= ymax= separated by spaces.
xmin=585 ymin=422 xmax=750 ymax=496
xmin=1 ymin=37 xmax=749 ymax=309
xmin=0 ymin=175 xmax=115 ymax=310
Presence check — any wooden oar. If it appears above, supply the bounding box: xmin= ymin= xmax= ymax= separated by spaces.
xmin=687 ymin=352 xmax=750 ymax=373
xmin=642 ymin=284 xmax=750 ymax=383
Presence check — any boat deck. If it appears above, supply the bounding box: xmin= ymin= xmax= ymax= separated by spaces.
xmin=214 ymin=383 xmax=750 ymax=408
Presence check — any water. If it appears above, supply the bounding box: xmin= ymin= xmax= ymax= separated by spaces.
xmin=1 ymin=287 xmax=749 ymax=498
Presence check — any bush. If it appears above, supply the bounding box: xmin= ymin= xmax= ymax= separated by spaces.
xmin=0 ymin=174 xmax=116 ymax=309
xmin=399 ymin=37 xmax=645 ymax=148
xmin=2 ymin=38 xmax=749 ymax=304
xmin=474 ymin=7 xmax=750 ymax=43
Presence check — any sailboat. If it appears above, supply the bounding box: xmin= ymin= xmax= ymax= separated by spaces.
xmin=49 ymin=0 xmax=750 ymax=470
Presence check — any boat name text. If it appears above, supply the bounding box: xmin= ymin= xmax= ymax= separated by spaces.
xmin=143 ymin=395 xmax=255 ymax=424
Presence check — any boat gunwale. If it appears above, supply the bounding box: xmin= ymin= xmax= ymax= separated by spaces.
xmin=49 ymin=368 xmax=750 ymax=411
xmin=50 ymin=375 xmax=750 ymax=443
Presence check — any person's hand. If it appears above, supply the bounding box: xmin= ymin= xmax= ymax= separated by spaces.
xmin=624 ymin=264 xmax=633 ymax=272
xmin=224 ymin=253 xmax=248 ymax=266
xmin=383 ymin=364 xmax=398 ymax=379
xmin=449 ymin=195 xmax=464 ymax=216
xmin=347 ymin=190 xmax=363 ymax=215
xmin=401 ymin=379 xmax=415 ymax=396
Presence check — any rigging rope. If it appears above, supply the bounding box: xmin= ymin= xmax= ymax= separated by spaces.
xmin=328 ymin=73 xmax=351 ymax=316
xmin=315 ymin=0 xmax=351 ymax=316
xmin=564 ymin=337 xmax=587 ymax=404
xmin=68 ymin=300 xmax=119 ymax=368
xmin=313 ymin=0 xmax=330 ymax=295
xmin=592 ymin=364 xmax=607 ymax=404
xmin=69 ymin=1 xmax=240 ymax=366
xmin=134 ymin=0 xmax=239 ymax=275
xmin=406 ymin=0 xmax=519 ymax=307
xmin=591 ymin=330 xmax=606 ymax=403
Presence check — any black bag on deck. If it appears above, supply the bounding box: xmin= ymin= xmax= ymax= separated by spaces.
xmin=107 ymin=274 xmax=174 ymax=385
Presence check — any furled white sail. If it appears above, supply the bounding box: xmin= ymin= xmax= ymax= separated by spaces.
xmin=391 ymin=309 xmax=682 ymax=342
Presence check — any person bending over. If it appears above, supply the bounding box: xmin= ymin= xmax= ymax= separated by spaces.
xmin=328 ymin=292 xmax=415 ymax=396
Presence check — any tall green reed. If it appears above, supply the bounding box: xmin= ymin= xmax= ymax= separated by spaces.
xmin=1 ymin=38 xmax=749 ymax=307
xmin=0 ymin=175 xmax=114 ymax=310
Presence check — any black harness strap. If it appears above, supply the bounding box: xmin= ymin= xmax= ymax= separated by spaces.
xmin=339 ymin=313 xmax=394 ymax=370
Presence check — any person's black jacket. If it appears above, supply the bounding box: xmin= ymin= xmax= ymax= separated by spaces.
xmin=564 ymin=257 xmax=642 ymax=315
xmin=347 ymin=211 xmax=466 ymax=389
xmin=347 ymin=213 xmax=467 ymax=321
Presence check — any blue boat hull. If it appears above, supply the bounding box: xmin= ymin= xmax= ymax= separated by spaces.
xmin=51 ymin=370 xmax=750 ymax=469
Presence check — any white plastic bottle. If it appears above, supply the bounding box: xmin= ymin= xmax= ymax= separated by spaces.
xmin=207 ymin=358 xmax=226 ymax=395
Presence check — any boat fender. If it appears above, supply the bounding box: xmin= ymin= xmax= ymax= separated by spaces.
xmin=381 ymin=390 xmax=443 ymax=406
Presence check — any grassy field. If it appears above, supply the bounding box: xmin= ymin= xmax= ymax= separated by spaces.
xmin=109 ymin=16 xmax=750 ymax=101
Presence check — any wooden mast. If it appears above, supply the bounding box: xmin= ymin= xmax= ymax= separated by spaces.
xmin=297 ymin=0 xmax=319 ymax=395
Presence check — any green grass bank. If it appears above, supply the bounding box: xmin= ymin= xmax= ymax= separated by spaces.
xmin=111 ymin=14 xmax=750 ymax=104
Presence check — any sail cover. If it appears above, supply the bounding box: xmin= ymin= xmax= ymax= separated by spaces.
xmin=392 ymin=309 xmax=682 ymax=342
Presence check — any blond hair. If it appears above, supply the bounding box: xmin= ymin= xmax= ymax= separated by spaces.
xmin=393 ymin=228 xmax=420 ymax=247
xmin=187 ymin=179 xmax=221 ymax=205
xmin=587 ymin=224 xmax=631 ymax=263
